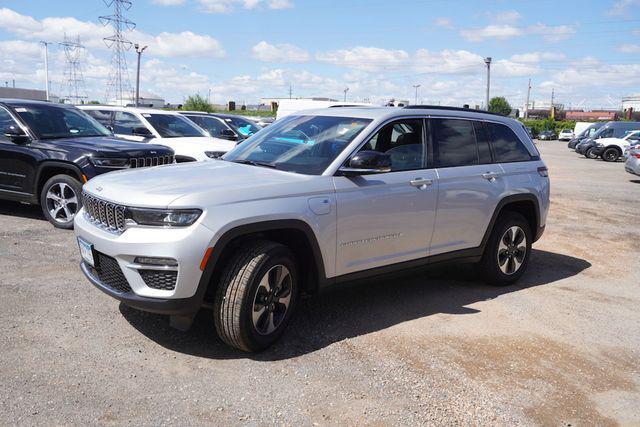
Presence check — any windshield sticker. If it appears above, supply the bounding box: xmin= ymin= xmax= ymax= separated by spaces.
xmin=142 ymin=113 xmax=152 ymax=117
xmin=70 ymin=129 xmax=79 ymax=134
xmin=14 ymin=107 xmax=28 ymax=112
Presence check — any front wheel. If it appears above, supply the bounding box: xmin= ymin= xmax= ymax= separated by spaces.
xmin=585 ymin=147 xmax=598 ymax=159
xmin=479 ymin=212 xmax=532 ymax=286
xmin=602 ymin=148 xmax=620 ymax=162
xmin=40 ymin=174 xmax=83 ymax=229
xmin=214 ymin=241 xmax=299 ymax=352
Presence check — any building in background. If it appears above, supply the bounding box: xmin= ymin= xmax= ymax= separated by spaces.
xmin=0 ymin=87 xmax=48 ymax=101
xmin=565 ymin=110 xmax=619 ymax=121
xmin=108 ymin=92 xmax=165 ymax=108
xmin=622 ymin=94 xmax=640 ymax=111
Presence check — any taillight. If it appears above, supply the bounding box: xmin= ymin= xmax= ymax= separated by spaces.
xmin=632 ymin=153 xmax=640 ymax=159
xmin=537 ymin=166 xmax=549 ymax=177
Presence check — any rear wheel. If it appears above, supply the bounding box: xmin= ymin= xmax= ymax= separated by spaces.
xmin=602 ymin=147 xmax=620 ymax=162
xmin=479 ymin=212 xmax=532 ymax=286
xmin=214 ymin=240 xmax=299 ymax=352
xmin=40 ymin=174 xmax=82 ymax=229
xmin=585 ymin=147 xmax=598 ymax=159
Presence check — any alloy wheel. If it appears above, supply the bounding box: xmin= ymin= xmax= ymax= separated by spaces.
xmin=497 ymin=226 xmax=527 ymax=275
xmin=251 ymin=264 xmax=292 ymax=335
xmin=45 ymin=182 xmax=78 ymax=224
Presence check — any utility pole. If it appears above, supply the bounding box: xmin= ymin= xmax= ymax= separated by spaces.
xmin=40 ymin=41 xmax=52 ymax=101
xmin=524 ymin=78 xmax=531 ymax=119
xmin=550 ymin=88 xmax=554 ymax=108
xmin=343 ymin=87 xmax=349 ymax=102
xmin=484 ymin=57 xmax=492 ymax=110
xmin=413 ymin=84 xmax=421 ymax=105
xmin=134 ymin=43 xmax=147 ymax=107
xmin=288 ymin=84 xmax=292 ymax=99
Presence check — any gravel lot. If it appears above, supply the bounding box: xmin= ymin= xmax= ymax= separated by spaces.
xmin=1 ymin=141 xmax=639 ymax=426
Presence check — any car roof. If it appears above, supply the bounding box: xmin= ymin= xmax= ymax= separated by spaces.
xmin=78 ymin=105 xmax=180 ymax=115
xmin=0 ymin=98 xmax=77 ymax=109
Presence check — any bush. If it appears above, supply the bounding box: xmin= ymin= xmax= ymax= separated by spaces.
xmin=183 ymin=94 xmax=212 ymax=112
xmin=488 ymin=97 xmax=512 ymax=116
xmin=520 ymin=118 xmax=577 ymax=136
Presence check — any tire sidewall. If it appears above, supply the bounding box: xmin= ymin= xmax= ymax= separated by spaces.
xmin=240 ymin=247 xmax=299 ymax=351
xmin=603 ymin=148 xmax=619 ymax=162
xmin=40 ymin=174 xmax=83 ymax=229
xmin=483 ymin=213 xmax=532 ymax=286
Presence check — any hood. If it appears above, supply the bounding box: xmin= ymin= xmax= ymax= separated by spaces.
xmin=83 ymin=160 xmax=330 ymax=208
xmin=37 ymin=136 xmax=173 ymax=156
xmin=158 ymin=136 xmax=236 ymax=151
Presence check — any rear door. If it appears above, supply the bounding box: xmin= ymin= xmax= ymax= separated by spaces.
xmin=334 ymin=118 xmax=438 ymax=275
xmin=0 ymin=106 xmax=36 ymax=196
xmin=429 ymin=118 xmax=506 ymax=255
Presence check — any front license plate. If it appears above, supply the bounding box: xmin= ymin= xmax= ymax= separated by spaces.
xmin=77 ymin=237 xmax=95 ymax=267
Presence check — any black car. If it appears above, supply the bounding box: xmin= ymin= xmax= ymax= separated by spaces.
xmin=180 ymin=111 xmax=262 ymax=143
xmin=538 ymin=130 xmax=556 ymax=140
xmin=0 ymin=99 xmax=174 ymax=229
xmin=568 ymin=122 xmax=605 ymax=149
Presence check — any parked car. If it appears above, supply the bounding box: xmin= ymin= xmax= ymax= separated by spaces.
xmin=253 ymin=116 xmax=275 ymax=127
xmin=625 ymin=147 xmax=640 ymax=176
xmin=578 ymin=122 xmax=640 ymax=158
xmin=79 ymin=106 xmax=236 ymax=162
xmin=179 ymin=112 xmax=262 ymax=143
xmin=591 ymin=130 xmax=640 ymax=162
xmin=558 ymin=129 xmax=574 ymax=141
xmin=538 ymin=130 xmax=556 ymax=140
xmin=0 ymin=99 xmax=174 ymax=228
xmin=568 ymin=122 xmax=604 ymax=149
xmin=74 ymin=105 xmax=549 ymax=352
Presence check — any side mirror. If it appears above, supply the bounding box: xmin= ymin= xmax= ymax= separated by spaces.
xmin=220 ymin=129 xmax=238 ymax=140
xmin=3 ymin=125 xmax=29 ymax=144
xmin=132 ymin=126 xmax=153 ymax=137
xmin=339 ymin=150 xmax=391 ymax=176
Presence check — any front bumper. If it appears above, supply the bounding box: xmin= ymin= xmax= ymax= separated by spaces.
xmin=74 ymin=209 xmax=216 ymax=314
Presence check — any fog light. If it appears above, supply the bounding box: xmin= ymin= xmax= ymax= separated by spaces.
xmin=134 ymin=257 xmax=178 ymax=267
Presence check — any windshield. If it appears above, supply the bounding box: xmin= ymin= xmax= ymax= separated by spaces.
xmin=223 ymin=115 xmax=372 ymax=175
xmin=13 ymin=104 xmax=111 ymax=139
xmin=222 ymin=116 xmax=261 ymax=137
xmin=143 ymin=113 xmax=208 ymax=138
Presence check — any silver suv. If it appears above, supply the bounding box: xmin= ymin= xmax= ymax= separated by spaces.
xmin=74 ymin=106 xmax=550 ymax=352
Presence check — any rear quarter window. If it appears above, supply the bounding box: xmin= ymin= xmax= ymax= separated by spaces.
xmin=486 ymin=122 xmax=532 ymax=162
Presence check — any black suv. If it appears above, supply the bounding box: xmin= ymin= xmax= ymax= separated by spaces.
xmin=0 ymin=99 xmax=174 ymax=229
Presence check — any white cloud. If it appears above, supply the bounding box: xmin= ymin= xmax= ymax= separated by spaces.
xmin=133 ymin=30 xmax=225 ymax=57
xmin=414 ymin=49 xmax=483 ymax=74
xmin=528 ymin=24 xmax=575 ymax=42
xmin=609 ymin=0 xmax=640 ymax=15
xmin=316 ymin=47 xmax=410 ymax=72
xmin=617 ymin=44 xmax=640 ymax=53
xmin=151 ymin=0 xmax=186 ymax=5
xmin=434 ymin=17 xmax=453 ymax=29
xmin=460 ymin=24 xmax=523 ymax=41
xmin=510 ymin=52 xmax=566 ymax=63
xmin=195 ymin=0 xmax=292 ymax=13
xmin=251 ymin=41 xmax=309 ymax=62
xmin=491 ymin=10 xmax=521 ymax=23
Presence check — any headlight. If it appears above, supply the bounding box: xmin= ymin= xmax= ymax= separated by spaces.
xmin=90 ymin=157 xmax=130 ymax=168
xmin=125 ymin=208 xmax=202 ymax=227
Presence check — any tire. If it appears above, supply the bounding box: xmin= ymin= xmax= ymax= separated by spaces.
xmin=40 ymin=174 xmax=83 ymax=229
xmin=602 ymin=147 xmax=620 ymax=162
xmin=479 ymin=212 xmax=532 ymax=286
xmin=585 ymin=147 xmax=598 ymax=159
xmin=214 ymin=240 xmax=299 ymax=352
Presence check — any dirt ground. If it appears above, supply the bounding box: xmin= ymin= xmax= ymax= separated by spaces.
xmin=1 ymin=141 xmax=639 ymax=426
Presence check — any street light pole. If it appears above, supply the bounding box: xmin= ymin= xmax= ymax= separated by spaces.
xmin=412 ymin=84 xmax=421 ymax=105
xmin=40 ymin=41 xmax=51 ymax=101
xmin=134 ymin=44 xmax=148 ymax=107
xmin=343 ymin=87 xmax=349 ymax=102
xmin=484 ymin=57 xmax=492 ymax=111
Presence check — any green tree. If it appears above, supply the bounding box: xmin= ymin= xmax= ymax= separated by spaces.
xmin=183 ymin=94 xmax=212 ymax=112
xmin=488 ymin=97 xmax=512 ymax=116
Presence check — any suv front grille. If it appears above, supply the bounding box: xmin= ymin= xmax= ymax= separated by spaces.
xmin=130 ymin=155 xmax=174 ymax=168
xmin=82 ymin=193 xmax=126 ymax=232
xmin=94 ymin=252 xmax=132 ymax=293
xmin=139 ymin=270 xmax=177 ymax=291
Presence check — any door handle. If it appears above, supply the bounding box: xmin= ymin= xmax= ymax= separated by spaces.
xmin=410 ymin=178 xmax=433 ymax=188
xmin=482 ymin=172 xmax=499 ymax=181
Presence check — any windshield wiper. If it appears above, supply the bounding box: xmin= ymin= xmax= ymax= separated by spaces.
xmin=231 ymin=159 xmax=277 ymax=169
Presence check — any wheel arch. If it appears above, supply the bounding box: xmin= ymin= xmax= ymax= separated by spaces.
xmin=481 ymin=194 xmax=541 ymax=248
xmin=35 ymin=161 xmax=84 ymax=202
xmin=198 ymin=219 xmax=327 ymax=306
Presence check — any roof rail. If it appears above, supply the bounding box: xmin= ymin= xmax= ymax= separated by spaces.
xmin=403 ymin=105 xmax=505 ymax=117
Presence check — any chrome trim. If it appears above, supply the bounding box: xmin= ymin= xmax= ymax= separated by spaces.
xmin=126 ymin=263 xmax=179 ymax=271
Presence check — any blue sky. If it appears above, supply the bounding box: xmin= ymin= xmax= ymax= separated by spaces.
xmin=0 ymin=0 xmax=639 ymax=109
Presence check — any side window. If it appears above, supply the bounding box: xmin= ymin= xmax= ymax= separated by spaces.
xmin=627 ymin=132 xmax=640 ymax=142
xmin=0 ymin=108 xmax=19 ymax=142
xmin=598 ymin=127 xmax=614 ymax=138
xmin=473 ymin=121 xmax=493 ymax=164
xmin=358 ymin=119 xmax=425 ymax=171
xmin=432 ymin=119 xmax=478 ymax=168
xmin=113 ymin=111 xmax=145 ymax=135
xmin=85 ymin=110 xmax=112 ymax=127
xmin=486 ymin=122 xmax=532 ymax=162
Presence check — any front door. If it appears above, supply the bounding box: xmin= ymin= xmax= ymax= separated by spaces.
xmin=333 ymin=118 xmax=438 ymax=276
xmin=0 ymin=106 xmax=35 ymax=196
